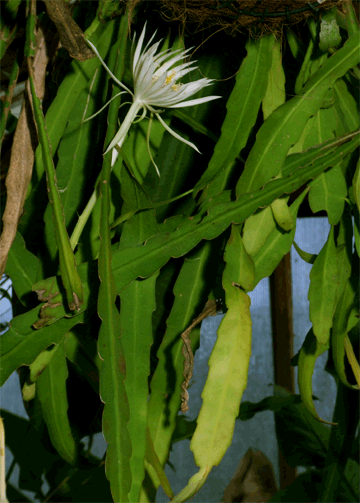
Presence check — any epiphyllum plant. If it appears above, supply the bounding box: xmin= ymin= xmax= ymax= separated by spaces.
xmin=86 ymin=23 xmax=221 ymax=174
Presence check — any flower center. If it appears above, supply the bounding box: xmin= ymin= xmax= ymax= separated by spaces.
xmin=165 ymin=72 xmax=176 ymax=85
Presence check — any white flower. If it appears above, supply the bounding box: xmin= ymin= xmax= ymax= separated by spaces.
xmin=86 ymin=23 xmax=221 ymax=174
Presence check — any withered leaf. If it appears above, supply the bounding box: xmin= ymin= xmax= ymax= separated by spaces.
xmin=0 ymin=27 xmax=48 ymax=276
xmin=43 ymin=0 xmax=95 ymax=61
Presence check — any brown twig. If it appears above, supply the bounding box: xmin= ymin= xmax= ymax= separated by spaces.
xmin=180 ymin=298 xmax=220 ymax=413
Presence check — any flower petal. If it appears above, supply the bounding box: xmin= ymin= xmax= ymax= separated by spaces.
xmin=153 ymin=48 xmax=182 ymax=67
xmin=167 ymin=95 xmax=222 ymax=108
xmin=155 ymin=48 xmax=194 ymax=76
xmin=85 ymin=38 xmax=133 ymax=96
xmin=133 ymin=23 xmax=148 ymax=74
xmin=156 ymin=113 xmax=201 ymax=153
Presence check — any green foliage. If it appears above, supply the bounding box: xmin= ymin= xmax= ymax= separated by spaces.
xmin=1 ymin=2 xmax=359 ymax=502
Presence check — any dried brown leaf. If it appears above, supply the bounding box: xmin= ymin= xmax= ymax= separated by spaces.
xmin=43 ymin=0 xmax=95 ymax=61
xmin=180 ymin=299 xmax=219 ymax=413
xmin=0 ymin=27 xmax=48 ymax=275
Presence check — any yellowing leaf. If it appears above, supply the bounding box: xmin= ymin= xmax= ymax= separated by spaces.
xmin=271 ymin=197 xmax=294 ymax=231
xmin=190 ymin=288 xmax=252 ymax=468
xmin=242 ymin=206 xmax=275 ymax=256
xmin=190 ymin=226 xmax=252 ymax=470
xmin=228 ymin=225 xmax=255 ymax=292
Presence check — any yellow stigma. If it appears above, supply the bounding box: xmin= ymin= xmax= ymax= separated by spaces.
xmin=171 ymin=83 xmax=181 ymax=92
xmin=165 ymin=72 xmax=176 ymax=85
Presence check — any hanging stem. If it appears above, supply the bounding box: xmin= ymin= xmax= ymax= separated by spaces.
xmin=70 ymin=100 xmax=143 ymax=249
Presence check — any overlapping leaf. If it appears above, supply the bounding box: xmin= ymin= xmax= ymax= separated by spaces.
xmin=142 ymin=241 xmax=214 ymax=501
xmin=184 ymin=226 xmax=252 ymax=497
xmin=36 ymin=337 xmax=77 ymax=465
xmin=235 ymin=33 xmax=360 ymax=196
xmin=194 ymin=34 xmax=274 ymax=194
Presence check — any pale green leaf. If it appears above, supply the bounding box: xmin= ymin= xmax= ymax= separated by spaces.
xmin=230 ymin=225 xmax=255 ymax=292
xmin=190 ymin=228 xmax=252 ymax=469
xmin=270 ymin=197 xmax=294 ymax=231
xmin=319 ymin=8 xmax=342 ymax=52
xmin=262 ymin=39 xmax=285 ymax=120
xmin=190 ymin=290 xmax=251 ymax=467
xmin=308 ymin=226 xmax=338 ymax=345
xmin=242 ymin=206 xmax=275 ymax=256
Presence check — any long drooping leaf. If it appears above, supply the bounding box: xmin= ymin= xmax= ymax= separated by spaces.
xmin=118 ymin=166 xmax=159 ymax=502
xmin=193 ymin=34 xmax=274 ymax=194
xmin=18 ymin=20 xmax=118 ymax=235
xmin=36 ymin=337 xmax=77 ymax=465
xmin=28 ymin=134 xmax=360 ymax=330
xmin=43 ymin=66 xmax=108 ymax=262
xmin=28 ymin=63 xmax=84 ymax=312
xmin=141 ymin=241 xmax=215 ymax=501
xmin=303 ymin=106 xmax=347 ymax=225
xmin=187 ymin=225 xmax=252 ymax=496
xmin=308 ymin=226 xmax=338 ymax=345
xmin=95 ymin=14 xmax=131 ymax=502
xmin=235 ymin=33 xmax=360 ymax=196
xmin=242 ymin=38 xmax=286 ymax=252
